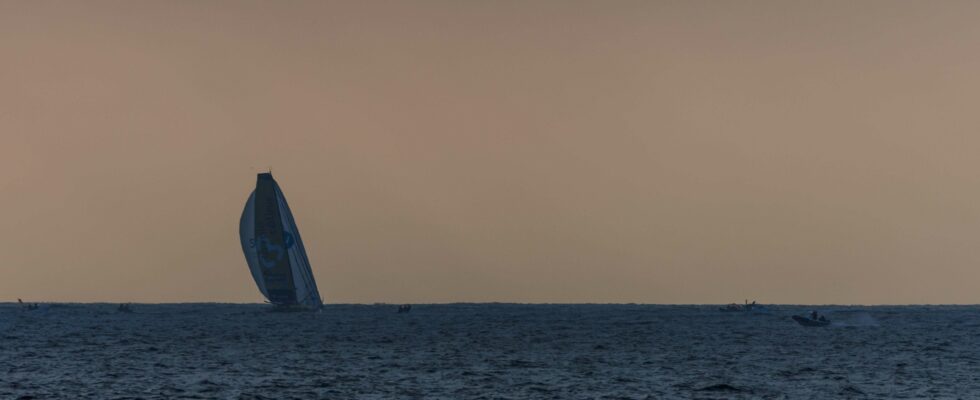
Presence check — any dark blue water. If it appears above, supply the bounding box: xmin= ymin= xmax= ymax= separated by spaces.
xmin=2 ymin=304 xmax=979 ymax=399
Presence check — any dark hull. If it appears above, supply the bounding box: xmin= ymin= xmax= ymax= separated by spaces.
xmin=792 ymin=315 xmax=830 ymax=327
xmin=719 ymin=305 xmax=769 ymax=313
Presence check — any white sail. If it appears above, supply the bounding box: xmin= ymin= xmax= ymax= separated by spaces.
xmin=275 ymin=184 xmax=322 ymax=307
xmin=239 ymin=173 xmax=322 ymax=309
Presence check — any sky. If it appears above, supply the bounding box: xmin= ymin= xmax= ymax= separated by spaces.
xmin=3 ymin=1 xmax=980 ymax=304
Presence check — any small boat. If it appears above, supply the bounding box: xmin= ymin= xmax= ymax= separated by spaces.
xmin=719 ymin=304 xmax=743 ymax=312
xmin=792 ymin=315 xmax=831 ymax=327
xmin=18 ymin=299 xmax=39 ymax=311
xmin=720 ymin=300 xmax=769 ymax=313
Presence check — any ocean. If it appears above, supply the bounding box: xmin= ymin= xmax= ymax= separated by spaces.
xmin=2 ymin=303 xmax=979 ymax=399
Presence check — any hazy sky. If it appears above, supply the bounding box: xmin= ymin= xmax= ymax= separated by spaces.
xmin=4 ymin=1 xmax=980 ymax=304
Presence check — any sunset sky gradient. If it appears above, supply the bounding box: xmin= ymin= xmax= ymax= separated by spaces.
xmin=3 ymin=1 xmax=980 ymax=304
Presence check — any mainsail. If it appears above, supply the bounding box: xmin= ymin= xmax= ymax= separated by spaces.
xmin=240 ymin=173 xmax=322 ymax=309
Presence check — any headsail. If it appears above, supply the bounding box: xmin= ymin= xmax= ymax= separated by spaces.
xmin=240 ymin=173 xmax=322 ymax=308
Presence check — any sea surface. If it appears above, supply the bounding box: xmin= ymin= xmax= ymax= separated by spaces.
xmin=2 ymin=303 xmax=979 ymax=399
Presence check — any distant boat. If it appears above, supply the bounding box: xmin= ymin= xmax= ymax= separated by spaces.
xmin=17 ymin=298 xmax=39 ymax=311
xmin=792 ymin=315 xmax=830 ymax=327
xmin=240 ymin=173 xmax=323 ymax=311
xmin=719 ymin=300 xmax=769 ymax=314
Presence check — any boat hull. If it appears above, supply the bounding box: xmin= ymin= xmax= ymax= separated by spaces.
xmin=792 ymin=315 xmax=830 ymax=327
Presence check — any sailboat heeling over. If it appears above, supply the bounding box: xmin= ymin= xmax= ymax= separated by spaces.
xmin=240 ymin=173 xmax=322 ymax=309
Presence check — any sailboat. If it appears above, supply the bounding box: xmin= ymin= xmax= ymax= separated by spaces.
xmin=240 ymin=173 xmax=323 ymax=310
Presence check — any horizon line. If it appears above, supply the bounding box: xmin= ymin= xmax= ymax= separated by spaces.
xmin=6 ymin=301 xmax=980 ymax=307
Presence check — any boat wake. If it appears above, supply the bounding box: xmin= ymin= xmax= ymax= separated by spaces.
xmin=831 ymin=312 xmax=880 ymax=327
